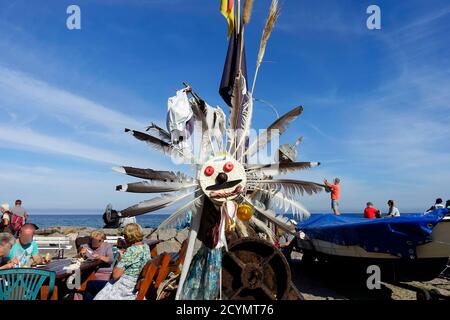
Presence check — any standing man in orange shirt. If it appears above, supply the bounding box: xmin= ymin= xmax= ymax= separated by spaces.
xmin=324 ymin=178 xmax=341 ymax=215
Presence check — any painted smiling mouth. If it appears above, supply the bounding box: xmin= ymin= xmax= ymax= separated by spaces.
xmin=205 ymin=179 xmax=242 ymax=191
xmin=209 ymin=185 xmax=243 ymax=199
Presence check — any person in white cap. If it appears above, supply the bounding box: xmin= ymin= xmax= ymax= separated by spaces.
xmin=1 ymin=204 xmax=12 ymax=234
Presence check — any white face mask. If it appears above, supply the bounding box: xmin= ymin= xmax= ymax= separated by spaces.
xmin=199 ymin=156 xmax=247 ymax=205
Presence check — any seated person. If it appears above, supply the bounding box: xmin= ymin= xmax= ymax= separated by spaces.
xmin=88 ymin=223 xmax=151 ymax=300
xmin=8 ymin=223 xmax=43 ymax=267
xmin=364 ymin=202 xmax=381 ymax=219
xmin=78 ymin=230 xmax=113 ymax=263
xmin=385 ymin=200 xmax=400 ymax=218
xmin=78 ymin=230 xmax=114 ymax=280
xmin=0 ymin=232 xmax=18 ymax=269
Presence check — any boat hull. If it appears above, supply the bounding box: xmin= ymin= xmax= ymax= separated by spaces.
xmin=296 ymin=216 xmax=450 ymax=281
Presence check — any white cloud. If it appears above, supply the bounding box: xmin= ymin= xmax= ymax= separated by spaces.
xmin=0 ymin=125 xmax=130 ymax=165
xmin=0 ymin=66 xmax=146 ymax=131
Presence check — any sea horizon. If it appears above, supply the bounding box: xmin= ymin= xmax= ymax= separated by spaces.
xmin=26 ymin=211 xmax=424 ymax=230
xmin=27 ymin=209 xmax=425 ymax=215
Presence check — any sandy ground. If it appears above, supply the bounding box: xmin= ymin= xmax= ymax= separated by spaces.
xmin=290 ymin=252 xmax=450 ymax=300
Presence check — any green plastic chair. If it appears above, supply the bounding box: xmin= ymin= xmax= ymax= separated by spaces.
xmin=0 ymin=268 xmax=55 ymax=300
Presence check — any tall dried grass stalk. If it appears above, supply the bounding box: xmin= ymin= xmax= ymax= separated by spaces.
xmin=243 ymin=0 xmax=254 ymax=25
xmin=251 ymin=0 xmax=280 ymax=94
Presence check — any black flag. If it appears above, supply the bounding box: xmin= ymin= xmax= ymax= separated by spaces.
xmin=219 ymin=29 xmax=248 ymax=107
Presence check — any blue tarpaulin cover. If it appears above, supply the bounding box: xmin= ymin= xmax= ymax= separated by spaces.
xmin=297 ymin=209 xmax=449 ymax=259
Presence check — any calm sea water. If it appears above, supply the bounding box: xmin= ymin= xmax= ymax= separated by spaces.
xmin=28 ymin=213 xmax=170 ymax=229
xmin=27 ymin=211 xmax=421 ymax=230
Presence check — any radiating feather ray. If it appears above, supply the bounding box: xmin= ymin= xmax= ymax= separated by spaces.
xmin=244 ymin=197 xmax=298 ymax=235
xmin=250 ymin=187 xmax=311 ymax=220
xmin=228 ymin=73 xmax=246 ymax=156
xmin=190 ymin=100 xmax=215 ymax=162
xmin=116 ymin=180 xmax=198 ymax=194
xmin=153 ymin=194 xmax=205 ymax=232
xmin=146 ymin=122 xmax=171 ymax=142
xmin=246 ymin=161 xmax=321 ymax=176
xmin=113 ymin=166 xmax=193 ymax=182
xmin=232 ymin=91 xmax=253 ymax=161
xmin=125 ymin=128 xmax=193 ymax=162
xmin=250 ymin=179 xmax=326 ymax=197
xmin=241 ymin=106 xmax=303 ymax=160
xmin=119 ymin=189 xmax=200 ymax=217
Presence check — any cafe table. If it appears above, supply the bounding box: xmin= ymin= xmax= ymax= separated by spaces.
xmin=37 ymin=239 xmax=161 ymax=300
xmin=37 ymin=258 xmax=103 ymax=300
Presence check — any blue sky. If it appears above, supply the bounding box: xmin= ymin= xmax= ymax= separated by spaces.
xmin=0 ymin=0 xmax=449 ymax=213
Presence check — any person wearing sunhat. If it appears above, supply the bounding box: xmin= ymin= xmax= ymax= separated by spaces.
xmin=8 ymin=223 xmax=44 ymax=267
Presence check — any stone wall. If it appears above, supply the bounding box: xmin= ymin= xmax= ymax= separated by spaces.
xmin=35 ymin=226 xmax=191 ymax=256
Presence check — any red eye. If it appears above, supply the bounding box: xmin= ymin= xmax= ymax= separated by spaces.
xmin=204 ymin=166 xmax=215 ymax=176
xmin=223 ymin=162 xmax=234 ymax=173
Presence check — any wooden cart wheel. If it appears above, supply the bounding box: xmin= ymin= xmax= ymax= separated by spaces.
xmin=416 ymin=288 xmax=432 ymax=301
xmin=222 ymin=237 xmax=291 ymax=300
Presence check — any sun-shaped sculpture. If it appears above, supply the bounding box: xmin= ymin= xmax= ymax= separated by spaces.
xmin=112 ymin=101 xmax=324 ymax=232
xmin=105 ymin=0 xmax=327 ymax=300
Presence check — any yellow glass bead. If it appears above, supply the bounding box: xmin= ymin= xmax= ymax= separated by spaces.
xmin=237 ymin=204 xmax=253 ymax=221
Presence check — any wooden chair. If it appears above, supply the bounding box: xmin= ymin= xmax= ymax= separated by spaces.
xmin=168 ymin=239 xmax=188 ymax=275
xmin=134 ymin=240 xmax=188 ymax=300
xmin=135 ymin=253 xmax=172 ymax=300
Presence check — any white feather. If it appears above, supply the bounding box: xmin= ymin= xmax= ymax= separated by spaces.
xmin=119 ymin=189 xmax=200 ymax=217
xmin=116 ymin=180 xmax=199 ymax=194
xmin=246 ymin=162 xmax=321 ymax=177
xmin=155 ymin=194 xmax=205 ymax=231
xmin=245 ymin=197 xmax=298 ymax=235
xmin=233 ymin=91 xmax=253 ymax=161
xmin=241 ymin=106 xmax=303 ymax=160
xmin=250 ymin=179 xmax=325 ymax=198
xmin=252 ymin=187 xmax=311 ymax=221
